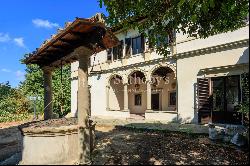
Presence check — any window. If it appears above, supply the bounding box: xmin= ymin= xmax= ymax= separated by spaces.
xmin=107 ymin=48 xmax=112 ymax=61
xmin=107 ymin=40 xmax=123 ymax=61
xmin=211 ymin=75 xmax=242 ymax=124
xmin=125 ymin=38 xmax=131 ymax=57
xmin=132 ymin=35 xmax=144 ymax=55
xmin=212 ymin=76 xmax=241 ymax=112
xmin=88 ymin=57 xmax=91 ymax=67
xmin=135 ymin=94 xmax=142 ymax=106
xmin=148 ymin=30 xmax=175 ymax=49
xmin=156 ymin=35 xmax=169 ymax=47
xmin=113 ymin=40 xmax=123 ymax=60
xmin=118 ymin=40 xmax=123 ymax=59
xmin=169 ymin=91 xmax=176 ymax=106
xmin=113 ymin=47 xmax=118 ymax=61
xmin=151 ymin=93 xmax=160 ymax=110
xmin=148 ymin=30 xmax=171 ymax=49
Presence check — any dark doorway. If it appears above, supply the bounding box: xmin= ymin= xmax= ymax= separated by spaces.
xmin=151 ymin=93 xmax=160 ymax=110
xmin=212 ymin=75 xmax=242 ymax=124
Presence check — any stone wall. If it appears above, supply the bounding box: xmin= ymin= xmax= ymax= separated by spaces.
xmin=0 ymin=126 xmax=22 ymax=164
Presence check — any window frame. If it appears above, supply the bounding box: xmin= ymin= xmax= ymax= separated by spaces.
xmin=107 ymin=48 xmax=112 ymax=61
xmin=134 ymin=93 xmax=142 ymax=106
xmin=107 ymin=40 xmax=124 ymax=62
xmin=168 ymin=90 xmax=177 ymax=107
xmin=211 ymin=75 xmax=241 ymax=112
xmin=156 ymin=35 xmax=169 ymax=48
xmin=132 ymin=35 xmax=144 ymax=55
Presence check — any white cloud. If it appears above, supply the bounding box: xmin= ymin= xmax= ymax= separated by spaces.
xmin=14 ymin=37 xmax=25 ymax=48
xmin=32 ymin=19 xmax=59 ymax=29
xmin=16 ymin=70 xmax=25 ymax=81
xmin=0 ymin=33 xmax=27 ymax=49
xmin=0 ymin=33 xmax=11 ymax=42
xmin=1 ymin=68 xmax=11 ymax=72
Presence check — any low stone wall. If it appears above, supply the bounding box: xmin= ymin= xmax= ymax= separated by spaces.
xmin=208 ymin=124 xmax=247 ymax=146
xmin=19 ymin=125 xmax=79 ymax=165
xmin=0 ymin=126 xmax=22 ymax=164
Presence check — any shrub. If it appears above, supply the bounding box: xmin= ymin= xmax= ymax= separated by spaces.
xmin=0 ymin=83 xmax=31 ymax=123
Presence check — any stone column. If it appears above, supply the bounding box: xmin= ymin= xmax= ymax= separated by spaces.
xmin=123 ymin=83 xmax=129 ymax=111
xmin=78 ymin=55 xmax=91 ymax=165
xmin=146 ymin=80 xmax=152 ymax=111
xmin=88 ymin=85 xmax=92 ymax=115
xmin=43 ymin=69 xmax=53 ymax=120
xmin=106 ymin=85 xmax=110 ymax=111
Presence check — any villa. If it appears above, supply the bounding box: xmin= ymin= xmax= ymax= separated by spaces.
xmin=70 ymin=21 xmax=249 ymax=125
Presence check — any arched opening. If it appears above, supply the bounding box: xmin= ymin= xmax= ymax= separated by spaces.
xmin=109 ymin=75 xmax=124 ymax=111
xmin=128 ymin=71 xmax=147 ymax=118
xmin=151 ymin=66 xmax=177 ymax=111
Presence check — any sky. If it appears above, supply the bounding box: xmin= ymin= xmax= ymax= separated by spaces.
xmin=0 ymin=0 xmax=107 ymax=87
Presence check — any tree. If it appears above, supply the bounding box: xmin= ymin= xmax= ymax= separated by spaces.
xmin=19 ymin=64 xmax=71 ymax=118
xmin=0 ymin=82 xmax=12 ymax=100
xmin=0 ymin=82 xmax=30 ymax=122
xmin=99 ymin=0 xmax=249 ymax=56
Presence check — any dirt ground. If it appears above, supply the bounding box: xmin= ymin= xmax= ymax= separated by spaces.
xmin=0 ymin=120 xmax=249 ymax=165
xmin=0 ymin=121 xmax=25 ymax=129
xmin=93 ymin=126 xmax=249 ymax=165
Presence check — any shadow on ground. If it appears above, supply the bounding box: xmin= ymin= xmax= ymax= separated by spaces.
xmin=92 ymin=124 xmax=249 ymax=165
xmin=0 ymin=121 xmax=249 ymax=165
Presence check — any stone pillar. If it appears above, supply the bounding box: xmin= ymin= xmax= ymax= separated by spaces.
xmin=106 ymin=85 xmax=110 ymax=111
xmin=88 ymin=85 xmax=92 ymax=115
xmin=43 ymin=69 xmax=53 ymax=120
xmin=78 ymin=55 xmax=91 ymax=165
xmin=123 ymin=83 xmax=129 ymax=111
xmin=146 ymin=80 xmax=152 ymax=111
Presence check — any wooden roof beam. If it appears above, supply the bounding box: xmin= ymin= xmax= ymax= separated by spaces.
xmin=45 ymin=49 xmax=65 ymax=55
xmin=40 ymin=46 xmax=92 ymax=67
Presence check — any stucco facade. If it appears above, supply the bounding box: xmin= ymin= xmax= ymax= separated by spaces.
xmin=71 ymin=25 xmax=249 ymax=124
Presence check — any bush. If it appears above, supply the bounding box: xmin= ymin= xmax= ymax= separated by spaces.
xmin=0 ymin=112 xmax=30 ymax=123
xmin=0 ymin=82 xmax=31 ymax=123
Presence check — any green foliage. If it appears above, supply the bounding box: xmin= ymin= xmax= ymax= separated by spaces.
xmin=237 ymin=102 xmax=249 ymax=114
xmin=99 ymin=0 xmax=249 ymax=56
xmin=0 ymin=82 xmax=12 ymax=100
xmin=19 ymin=64 xmax=71 ymax=118
xmin=52 ymin=65 xmax=71 ymax=117
xmin=238 ymin=73 xmax=249 ymax=114
xmin=0 ymin=57 xmax=71 ymax=122
xmin=0 ymin=113 xmax=30 ymax=123
xmin=0 ymin=83 xmax=31 ymax=123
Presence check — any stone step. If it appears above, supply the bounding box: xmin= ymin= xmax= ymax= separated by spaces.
xmin=128 ymin=114 xmax=145 ymax=120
